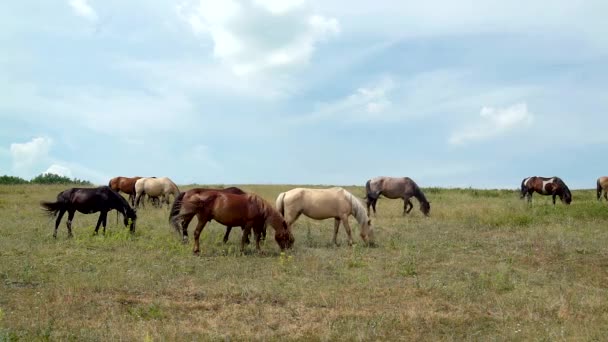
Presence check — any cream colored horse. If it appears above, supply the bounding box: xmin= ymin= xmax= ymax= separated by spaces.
xmin=134 ymin=177 xmax=180 ymax=208
xmin=276 ymin=187 xmax=374 ymax=246
xmin=597 ymin=176 xmax=608 ymax=201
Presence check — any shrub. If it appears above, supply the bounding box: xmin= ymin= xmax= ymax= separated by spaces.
xmin=30 ymin=173 xmax=92 ymax=185
xmin=0 ymin=175 xmax=29 ymax=185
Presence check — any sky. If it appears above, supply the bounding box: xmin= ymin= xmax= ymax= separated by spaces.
xmin=1 ymin=0 xmax=607 ymax=188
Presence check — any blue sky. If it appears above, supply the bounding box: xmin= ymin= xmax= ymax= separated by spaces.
xmin=1 ymin=0 xmax=607 ymax=188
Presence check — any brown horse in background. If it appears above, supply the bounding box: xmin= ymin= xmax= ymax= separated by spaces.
xmin=597 ymin=176 xmax=608 ymax=202
xmin=365 ymin=176 xmax=430 ymax=217
xmin=169 ymin=190 xmax=294 ymax=255
xmin=109 ymin=176 xmax=142 ymax=206
xmin=520 ymin=176 xmax=572 ymax=205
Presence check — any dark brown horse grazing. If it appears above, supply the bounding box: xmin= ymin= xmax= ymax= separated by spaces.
xmin=108 ymin=176 xmax=142 ymax=206
xmin=365 ymin=176 xmax=430 ymax=216
xmin=597 ymin=176 xmax=608 ymax=202
xmin=520 ymin=176 xmax=572 ymax=205
xmin=169 ymin=190 xmax=294 ymax=255
xmin=41 ymin=186 xmax=137 ymax=238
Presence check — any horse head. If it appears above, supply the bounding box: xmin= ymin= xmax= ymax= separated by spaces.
xmin=421 ymin=201 xmax=431 ymax=216
xmin=274 ymin=220 xmax=294 ymax=250
xmin=124 ymin=206 xmax=137 ymax=232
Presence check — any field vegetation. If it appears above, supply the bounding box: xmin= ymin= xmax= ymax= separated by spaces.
xmin=1 ymin=184 xmax=607 ymax=340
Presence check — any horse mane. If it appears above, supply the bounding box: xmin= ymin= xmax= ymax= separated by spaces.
xmin=344 ymin=189 xmax=369 ymax=226
xmin=555 ymin=177 xmax=571 ymax=197
xmin=247 ymin=193 xmax=274 ymax=218
xmin=411 ymin=182 xmax=429 ymax=204
xmin=104 ymin=186 xmax=135 ymax=217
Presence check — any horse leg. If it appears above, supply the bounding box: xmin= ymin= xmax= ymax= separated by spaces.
xmin=53 ymin=209 xmax=66 ymax=238
xmin=223 ymin=226 xmax=233 ymax=244
xmin=332 ymin=218 xmax=340 ymax=246
xmin=240 ymin=225 xmax=253 ymax=252
xmin=94 ymin=212 xmax=103 ymax=235
xmin=604 ymin=190 xmax=607 ymax=201
xmin=192 ymin=216 xmax=209 ymax=256
xmin=341 ymin=216 xmax=354 ymax=246
xmin=552 ymin=194 xmax=557 ymax=206
xmin=102 ymin=211 xmax=108 ymax=235
xmin=66 ymin=210 xmax=76 ymax=238
xmin=372 ymin=198 xmax=378 ymax=216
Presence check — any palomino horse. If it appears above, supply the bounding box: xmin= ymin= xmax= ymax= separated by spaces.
xmin=520 ymin=176 xmax=572 ymax=205
xmin=597 ymin=177 xmax=608 ymax=202
xmin=41 ymin=186 xmax=137 ymax=237
xmin=275 ymin=187 xmax=374 ymax=246
xmin=134 ymin=177 xmax=180 ymax=208
xmin=108 ymin=176 xmax=142 ymax=206
xmin=365 ymin=176 xmax=430 ymax=216
xmin=169 ymin=190 xmax=294 ymax=255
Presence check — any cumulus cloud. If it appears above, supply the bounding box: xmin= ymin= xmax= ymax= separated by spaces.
xmin=68 ymin=0 xmax=98 ymax=22
xmin=10 ymin=137 xmax=53 ymax=173
xmin=449 ymin=103 xmax=534 ymax=145
xmin=45 ymin=164 xmax=73 ymax=178
xmin=177 ymin=0 xmax=339 ymax=76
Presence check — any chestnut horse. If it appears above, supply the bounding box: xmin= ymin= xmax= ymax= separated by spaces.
xmin=520 ymin=176 xmax=572 ymax=205
xmin=41 ymin=186 xmax=137 ymax=237
xmin=597 ymin=176 xmax=608 ymax=202
xmin=108 ymin=176 xmax=142 ymax=206
xmin=276 ymin=187 xmax=374 ymax=246
xmin=169 ymin=190 xmax=294 ymax=255
xmin=365 ymin=176 xmax=430 ymax=216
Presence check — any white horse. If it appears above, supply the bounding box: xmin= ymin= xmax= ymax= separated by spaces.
xmin=275 ymin=187 xmax=374 ymax=246
xmin=134 ymin=177 xmax=180 ymax=208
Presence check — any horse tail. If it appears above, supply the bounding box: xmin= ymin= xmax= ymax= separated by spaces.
xmin=597 ymin=178 xmax=602 ymax=200
xmin=169 ymin=192 xmax=186 ymax=222
xmin=275 ymin=192 xmax=286 ymax=216
xmin=40 ymin=200 xmax=64 ymax=217
xmin=520 ymin=178 xmax=529 ymax=198
xmin=365 ymin=180 xmax=371 ymax=198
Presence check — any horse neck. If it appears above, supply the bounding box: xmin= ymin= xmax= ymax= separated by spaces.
xmin=412 ymin=186 xmax=428 ymax=204
xmin=347 ymin=192 xmax=368 ymax=227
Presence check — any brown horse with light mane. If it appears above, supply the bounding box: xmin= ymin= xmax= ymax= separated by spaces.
xmin=169 ymin=190 xmax=294 ymax=255
xmin=597 ymin=176 xmax=608 ymax=202
xmin=520 ymin=176 xmax=572 ymax=205
xmin=365 ymin=176 xmax=430 ymax=217
xmin=108 ymin=176 xmax=142 ymax=206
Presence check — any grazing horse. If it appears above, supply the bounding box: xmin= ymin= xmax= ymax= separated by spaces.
xmin=134 ymin=177 xmax=180 ymax=208
xmin=41 ymin=186 xmax=137 ymax=238
xmin=108 ymin=176 xmax=142 ymax=206
xmin=365 ymin=176 xmax=431 ymax=217
xmin=597 ymin=177 xmax=608 ymax=202
xmin=169 ymin=190 xmax=294 ymax=255
xmin=520 ymin=176 xmax=572 ymax=205
xmin=275 ymin=187 xmax=374 ymax=246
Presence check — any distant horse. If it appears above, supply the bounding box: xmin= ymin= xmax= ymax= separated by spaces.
xmin=108 ymin=176 xmax=142 ymax=206
xmin=276 ymin=187 xmax=374 ymax=246
xmin=41 ymin=186 xmax=137 ymax=238
xmin=597 ymin=177 xmax=608 ymax=202
xmin=520 ymin=176 xmax=572 ymax=205
xmin=169 ymin=190 xmax=294 ymax=255
xmin=134 ymin=177 xmax=180 ymax=208
xmin=365 ymin=176 xmax=431 ymax=216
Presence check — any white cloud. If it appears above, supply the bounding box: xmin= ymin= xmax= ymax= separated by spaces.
xmin=296 ymin=76 xmax=395 ymax=123
xmin=449 ymin=103 xmax=534 ymax=145
xmin=68 ymin=0 xmax=98 ymax=22
xmin=177 ymin=0 xmax=339 ymax=76
xmin=45 ymin=164 xmax=73 ymax=178
xmin=10 ymin=137 xmax=53 ymax=173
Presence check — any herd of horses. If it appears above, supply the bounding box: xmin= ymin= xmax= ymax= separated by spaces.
xmin=39 ymin=175 xmax=608 ymax=255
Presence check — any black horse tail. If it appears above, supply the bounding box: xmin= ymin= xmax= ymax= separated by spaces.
xmin=365 ymin=179 xmax=373 ymax=201
xmin=168 ymin=192 xmax=186 ymax=232
xmin=520 ymin=178 xmax=529 ymax=198
xmin=40 ymin=200 xmax=64 ymax=217
xmin=597 ymin=178 xmax=602 ymax=201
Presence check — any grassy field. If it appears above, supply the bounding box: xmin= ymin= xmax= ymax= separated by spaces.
xmin=1 ymin=184 xmax=608 ymax=341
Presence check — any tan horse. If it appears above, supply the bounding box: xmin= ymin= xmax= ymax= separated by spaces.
xmin=108 ymin=176 xmax=142 ymax=206
xmin=597 ymin=176 xmax=608 ymax=202
xmin=276 ymin=187 xmax=374 ymax=246
xmin=134 ymin=177 xmax=180 ymax=208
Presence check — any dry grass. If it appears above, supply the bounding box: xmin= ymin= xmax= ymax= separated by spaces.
xmin=1 ymin=184 xmax=608 ymax=341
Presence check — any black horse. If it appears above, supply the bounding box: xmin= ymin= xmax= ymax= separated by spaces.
xmin=41 ymin=186 xmax=137 ymax=238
